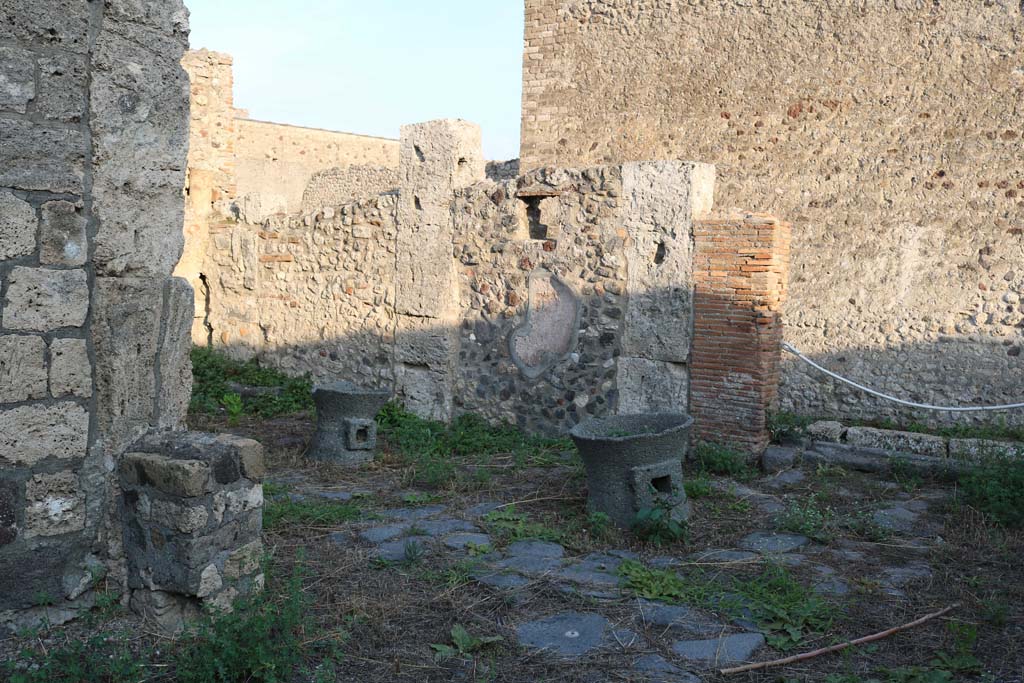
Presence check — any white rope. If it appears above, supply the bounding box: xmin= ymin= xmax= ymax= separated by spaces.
xmin=781 ymin=343 xmax=1024 ymax=412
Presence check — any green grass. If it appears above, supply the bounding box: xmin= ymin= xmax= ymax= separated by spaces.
xmin=263 ymin=496 xmax=362 ymax=530
xmin=190 ymin=346 xmax=314 ymax=418
xmin=481 ymin=505 xmax=566 ymax=544
xmin=775 ymin=493 xmax=835 ymax=542
xmin=960 ymin=458 xmax=1024 ymax=528
xmin=692 ymin=441 xmax=754 ymax=478
xmin=376 ymin=402 xmax=573 ymax=487
xmin=618 ymin=560 xmax=832 ymax=650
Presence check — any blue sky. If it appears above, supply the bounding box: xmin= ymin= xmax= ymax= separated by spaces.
xmin=187 ymin=1 xmax=524 ymax=160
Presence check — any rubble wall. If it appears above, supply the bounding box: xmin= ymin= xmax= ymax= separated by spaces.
xmin=0 ymin=0 xmax=193 ymax=628
xmin=520 ymin=0 xmax=1024 ymax=428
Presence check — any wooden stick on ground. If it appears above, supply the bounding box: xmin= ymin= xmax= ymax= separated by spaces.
xmin=719 ymin=602 xmax=960 ymax=676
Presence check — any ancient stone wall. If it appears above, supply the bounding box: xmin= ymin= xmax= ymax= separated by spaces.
xmin=301 ymin=165 xmax=400 ymax=214
xmin=198 ymin=120 xmax=792 ymax=440
xmin=0 ymin=0 xmax=194 ymax=629
xmin=520 ymin=0 xmax=1024 ymax=428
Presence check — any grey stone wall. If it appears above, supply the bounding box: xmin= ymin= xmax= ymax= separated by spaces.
xmin=198 ymin=120 xmax=713 ymax=435
xmin=0 ymin=0 xmax=193 ymax=630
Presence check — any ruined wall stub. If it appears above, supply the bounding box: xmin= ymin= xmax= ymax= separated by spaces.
xmin=520 ymin=0 xmax=1024 ymax=428
xmin=0 ymin=0 xmax=194 ymax=630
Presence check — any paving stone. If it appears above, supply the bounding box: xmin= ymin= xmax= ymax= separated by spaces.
xmin=556 ymin=583 xmax=622 ymax=600
xmin=473 ymin=570 xmax=531 ymax=590
xmin=556 ymin=553 xmax=623 ymax=587
xmin=465 ymin=501 xmax=502 ymax=518
xmin=516 ymin=611 xmax=610 ymax=657
xmin=637 ymin=599 xmax=726 ymax=637
xmin=739 ymin=531 xmax=809 ymax=554
xmin=327 ymin=532 xmax=349 ymax=545
xmin=315 ymin=491 xmax=354 ymax=502
xmin=687 ymin=549 xmax=758 ymax=563
xmin=493 ymin=553 xmax=563 ymax=575
xmin=650 ymin=556 xmax=683 ymax=570
xmin=374 ymin=538 xmax=430 ymax=563
xmin=873 ymin=506 xmax=918 ymax=533
xmin=607 ymin=549 xmax=640 ymax=560
xmin=879 ymin=564 xmax=933 ymax=596
xmin=632 ymin=654 xmax=702 ymax=683
xmin=762 ymin=446 xmax=797 ymax=473
xmin=379 ymin=505 xmax=447 ymax=521
xmin=443 ymin=532 xmax=492 ymax=550
xmin=610 ymin=628 xmax=645 ymax=649
xmin=359 ymin=523 xmax=410 ymax=543
xmin=671 ymin=632 xmax=765 ymax=667
xmin=507 ymin=540 xmax=565 ymax=558
xmin=762 ymin=469 xmax=806 ymax=489
xmin=813 ymin=577 xmax=851 ymax=596
xmin=416 ymin=518 xmax=479 ymax=536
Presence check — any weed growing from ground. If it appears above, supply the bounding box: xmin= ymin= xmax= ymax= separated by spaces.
xmin=618 ymin=560 xmax=832 ymax=650
xmin=377 ymin=402 xmax=572 ymax=487
xmin=776 ymin=493 xmax=835 ymax=541
xmin=263 ymin=496 xmax=361 ymax=530
xmin=4 ymin=631 xmax=147 ymax=683
xmin=768 ymin=411 xmax=816 ymax=443
xmin=481 ymin=505 xmax=566 ymax=544
xmin=190 ymin=346 xmax=314 ymax=417
xmin=632 ymin=499 xmax=687 ymax=547
xmin=960 ymin=458 xmax=1024 ymax=528
xmin=692 ymin=441 xmax=754 ymax=478
xmin=684 ymin=475 xmax=713 ymax=499
xmin=430 ymin=624 xmax=503 ymax=662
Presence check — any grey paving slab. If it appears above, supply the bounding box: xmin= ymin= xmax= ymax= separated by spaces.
xmin=516 ymin=611 xmax=610 ymax=657
xmin=671 ymin=632 xmax=765 ymax=667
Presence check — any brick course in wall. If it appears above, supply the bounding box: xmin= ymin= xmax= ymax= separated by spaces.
xmin=691 ymin=213 xmax=791 ymax=454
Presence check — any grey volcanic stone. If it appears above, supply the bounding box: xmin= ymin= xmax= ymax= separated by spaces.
xmin=762 ymin=446 xmax=797 ymax=473
xmin=442 ymin=533 xmax=492 ymax=550
xmin=507 ymin=540 xmax=565 ymax=558
xmin=687 ymin=549 xmax=758 ymax=563
xmin=473 ymin=570 xmax=530 ymax=590
xmin=416 ymin=518 xmax=479 ymax=536
xmin=465 ymin=502 xmax=502 ymax=518
xmin=516 ymin=611 xmax=610 ymax=657
xmin=556 ymin=553 xmax=624 ymax=587
xmin=374 ymin=538 xmax=429 ymax=563
xmin=494 ymin=554 xmax=563 ymax=575
xmin=637 ymin=599 xmax=726 ymax=638
xmin=380 ymin=505 xmax=447 ymax=521
xmin=873 ymin=506 xmax=918 ymax=533
xmin=671 ymin=632 xmax=765 ymax=666
xmin=359 ymin=524 xmax=410 ymax=543
xmin=739 ymin=531 xmax=809 ymax=554
xmin=315 ymin=491 xmax=353 ymax=502
xmin=813 ymin=577 xmax=850 ymax=596
xmin=632 ymin=654 xmax=701 ymax=683
xmin=762 ymin=469 xmax=806 ymax=488
xmin=570 ymin=413 xmax=693 ymax=528
xmin=307 ymin=381 xmax=390 ymax=466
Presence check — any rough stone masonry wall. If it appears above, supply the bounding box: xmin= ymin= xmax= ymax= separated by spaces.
xmin=0 ymin=0 xmax=194 ymax=628
xmin=200 ymin=121 xmax=736 ymax=436
xmin=301 ymin=165 xmax=400 ymax=214
xmin=520 ymin=0 xmax=1024 ymax=429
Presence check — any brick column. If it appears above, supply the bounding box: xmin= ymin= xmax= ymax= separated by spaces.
xmin=690 ymin=213 xmax=791 ymax=454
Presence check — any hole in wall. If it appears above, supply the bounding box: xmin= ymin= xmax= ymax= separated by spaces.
xmin=414 ymin=195 xmax=423 ymax=211
xmin=654 ymin=241 xmax=666 ymax=265
xmin=414 ymin=145 xmax=425 ymax=162
xmin=355 ymin=426 xmax=369 ymax=442
xmin=651 ymin=475 xmax=673 ymax=495
xmin=519 ymin=196 xmax=548 ymax=240
xmin=458 ymin=157 xmax=467 ymax=166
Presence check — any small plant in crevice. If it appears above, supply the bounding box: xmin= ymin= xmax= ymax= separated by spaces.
xmin=632 ymin=498 xmax=687 ymax=547
xmin=586 ymin=510 xmax=614 ymax=541
xmin=768 ymin=411 xmax=816 ymax=444
xmin=481 ymin=505 xmax=565 ymax=544
xmin=222 ymin=392 xmax=244 ymax=425
xmin=775 ymin=493 xmax=835 ymax=541
xmin=263 ymin=496 xmax=361 ymax=530
xmin=429 ymin=624 xmax=503 ymax=662
xmin=684 ymin=475 xmax=713 ymax=499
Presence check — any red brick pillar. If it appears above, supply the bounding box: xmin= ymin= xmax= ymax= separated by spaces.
xmin=690 ymin=213 xmax=791 ymax=454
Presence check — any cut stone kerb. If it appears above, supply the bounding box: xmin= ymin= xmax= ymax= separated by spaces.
xmin=308 ymin=381 xmax=391 ymax=466
xmin=570 ymin=413 xmax=694 ymax=528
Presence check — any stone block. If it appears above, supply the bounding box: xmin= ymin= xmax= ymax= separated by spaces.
xmin=806 ymin=420 xmax=845 ymax=442
xmin=24 ymin=472 xmax=84 ymax=538
xmin=151 ymin=499 xmax=209 ymax=534
xmin=92 ymin=278 xmax=162 ymax=455
xmin=0 ymin=479 xmax=18 ymax=547
xmin=120 ymin=453 xmax=210 ymax=497
xmin=157 ymin=278 xmax=194 ymax=429
xmin=762 ymin=445 xmax=798 ymax=473
xmin=0 ymin=46 xmax=36 ymax=113
xmin=394 ymin=315 xmax=457 ymax=366
xmin=0 ymin=118 xmax=85 ymax=193
xmin=39 ymin=201 xmax=88 ymax=266
xmin=948 ymin=438 xmax=1024 ymax=462
xmin=394 ymin=363 xmax=452 ymax=422
xmin=0 ymin=190 xmax=37 ymax=261
xmin=217 ymin=484 xmax=263 ymax=516
xmin=129 ymin=589 xmax=199 ymax=636
xmin=223 ymin=540 xmax=262 ymax=579
xmin=213 ymin=434 xmax=265 ymax=481
xmin=36 ymin=53 xmax=88 ymax=122
xmin=49 ymin=338 xmax=92 ymax=399
xmin=0 ymin=335 xmax=48 ymax=403
xmin=90 ymin=15 xmax=189 ymax=276
xmin=616 ymin=357 xmax=688 ymax=414
xmin=0 ymin=0 xmax=92 ymax=53
xmin=2 ymin=267 xmax=89 ymax=331
xmin=845 ymin=427 xmax=947 ymax=458
xmin=0 ymin=402 xmax=89 ymax=466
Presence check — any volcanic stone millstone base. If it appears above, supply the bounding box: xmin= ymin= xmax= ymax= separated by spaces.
xmin=570 ymin=414 xmax=694 ymax=528
xmin=308 ymin=382 xmax=391 ymax=466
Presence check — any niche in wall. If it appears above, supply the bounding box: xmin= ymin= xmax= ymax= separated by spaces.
xmin=514 ymin=193 xmax=560 ymax=243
